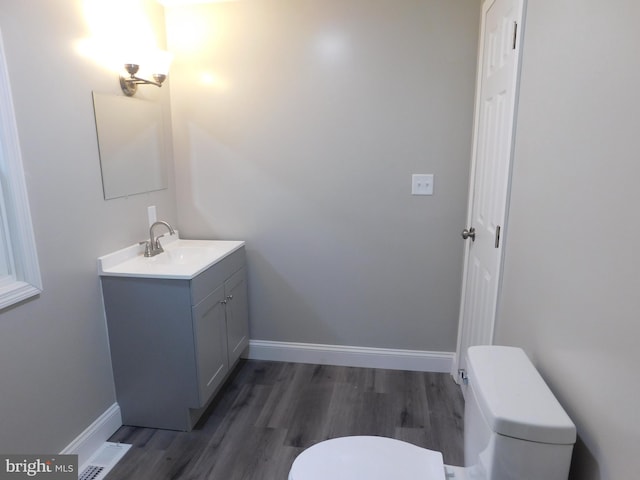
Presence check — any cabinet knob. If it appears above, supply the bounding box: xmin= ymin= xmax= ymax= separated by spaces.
xmin=226 ymin=295 xmax=233 ymax=301
xmin=220 ymin=299 xmax=228 ymax=305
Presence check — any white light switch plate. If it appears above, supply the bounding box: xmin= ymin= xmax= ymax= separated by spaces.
xmin=411 ymin=174 xmax=434 ymax=195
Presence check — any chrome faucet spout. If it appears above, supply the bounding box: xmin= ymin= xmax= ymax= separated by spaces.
xmin=144 ymin=220 xmax=175 ymax=257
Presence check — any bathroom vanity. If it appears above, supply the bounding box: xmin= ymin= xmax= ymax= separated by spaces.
xmin=98 ymin=238 xmax=249 ymax=431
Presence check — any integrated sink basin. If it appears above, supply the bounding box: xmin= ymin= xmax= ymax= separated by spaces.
xmin=98 ymin=235 xmax=245 ymax=279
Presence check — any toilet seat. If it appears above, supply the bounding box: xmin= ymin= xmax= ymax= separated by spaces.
xmin=288 ymin=436 xmax=445 ymax=480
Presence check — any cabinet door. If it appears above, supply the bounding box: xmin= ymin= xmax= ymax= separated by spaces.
xmin=192 ymin=284 xmax=229 ymax=406
xmin=224 ymin=267 xmax=249 ymax=366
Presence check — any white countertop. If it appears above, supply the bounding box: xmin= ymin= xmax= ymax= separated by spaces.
xmin=98 ymin=235 xmax=245 ymax=280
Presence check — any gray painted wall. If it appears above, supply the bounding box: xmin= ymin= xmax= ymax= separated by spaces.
xmin=166 ymin=0 xmax=480 ymax=352
xmin=0 ymin=0 xmax=177 ymax=454
xmin=496 ymin=0 xmax=640 ymax=478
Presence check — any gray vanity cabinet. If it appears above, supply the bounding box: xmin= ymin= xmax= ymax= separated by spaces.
xmin=101 ymin=247 xmax=249 ymax=431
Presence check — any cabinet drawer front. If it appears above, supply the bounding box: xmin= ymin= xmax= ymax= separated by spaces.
xmin=190 ymin=247 xmax=246 ymax=306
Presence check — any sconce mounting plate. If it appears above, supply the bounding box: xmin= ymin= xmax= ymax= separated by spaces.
xmin=119 ymin=76 xmax=138 ymax=97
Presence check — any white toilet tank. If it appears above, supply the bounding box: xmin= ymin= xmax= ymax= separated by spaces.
xmin=465 ymin=346 xmax=576 ymax=480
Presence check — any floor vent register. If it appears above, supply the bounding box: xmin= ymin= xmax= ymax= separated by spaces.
xmin=78 ymin=442 xmax=131 ymax=480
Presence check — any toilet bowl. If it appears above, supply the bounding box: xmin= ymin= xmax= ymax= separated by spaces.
xmin=288 ymin=435 xmax=451 ymax=480
xmin=289 ymin=346 xmax=576 ymax=480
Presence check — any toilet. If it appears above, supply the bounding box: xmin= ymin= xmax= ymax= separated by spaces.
xmin=289 ymin=346 xmax=576 ymax=480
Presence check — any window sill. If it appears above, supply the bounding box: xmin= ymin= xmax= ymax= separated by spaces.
xmin=0 ymin=280 xmax=41 ymax=311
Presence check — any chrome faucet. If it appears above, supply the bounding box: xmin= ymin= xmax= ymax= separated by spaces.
xmin=141 ymin=221 xmax=175 ymax=257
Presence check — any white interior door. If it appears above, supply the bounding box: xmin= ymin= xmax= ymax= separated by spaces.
xmin=453 ymin=0 xmax=525 ymax=383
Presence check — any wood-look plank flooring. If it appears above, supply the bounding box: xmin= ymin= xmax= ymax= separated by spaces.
xmin=106 ymin=360 xmax=464 ymax=480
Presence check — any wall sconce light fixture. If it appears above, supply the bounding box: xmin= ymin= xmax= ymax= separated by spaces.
xmin=119 ymin=63 xmax=167 ymax=97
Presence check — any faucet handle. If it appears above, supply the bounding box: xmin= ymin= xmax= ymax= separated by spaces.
xmin=139 ymin=241 xmax=152 ymax=257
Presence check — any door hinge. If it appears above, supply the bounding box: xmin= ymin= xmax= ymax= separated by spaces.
xmin=495 ymin=225 xmax=501 ymax=248
xmin=458 ymin=369 xmax=468 ymax=385
xmin=512 ymin=21 xmax=518 ymax=50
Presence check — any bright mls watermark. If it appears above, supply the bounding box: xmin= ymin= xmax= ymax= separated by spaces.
xmin=0 ymin=455 xmax=77 ymax=480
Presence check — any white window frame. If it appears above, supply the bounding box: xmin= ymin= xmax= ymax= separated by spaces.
xmin=0 ymin=30 xmax=42 ymax=309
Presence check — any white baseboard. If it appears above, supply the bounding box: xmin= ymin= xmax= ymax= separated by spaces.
xmin=247 ymin=340 xmax=454 ymax=373
xmin=60 ymin=403 xmax=122 ymax=471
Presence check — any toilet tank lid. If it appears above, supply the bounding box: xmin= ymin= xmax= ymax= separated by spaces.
xmin=467 ymin=346 xmax=576 ymax=445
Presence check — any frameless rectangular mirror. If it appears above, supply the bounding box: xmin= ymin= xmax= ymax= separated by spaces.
xmin=92 ymin=92 xmax=168 ymax=200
